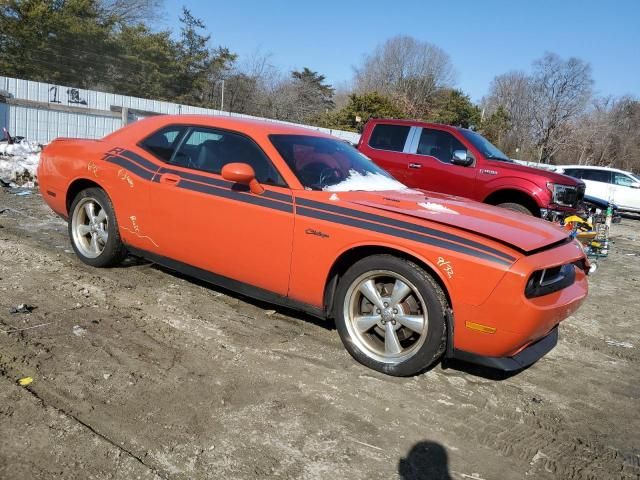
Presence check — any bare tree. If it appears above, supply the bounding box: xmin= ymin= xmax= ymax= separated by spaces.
xmin=98 ymin=0 xmax=164 ymax=23
xmin=220 ymin=50 xmax=287 ymax=117
xmin=529 ymin=52 xmax=593 ymax=162
xmin=354 ymin=35 xmax=456 ymax=117
xmin=482 ymin=71 xmax=535 ymax=157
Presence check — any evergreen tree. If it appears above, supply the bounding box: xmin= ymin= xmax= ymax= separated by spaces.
xmin=317 ymin=92 xmax=404 ymax=132
xmin=427 ymin=89 xmax=481 ymax=128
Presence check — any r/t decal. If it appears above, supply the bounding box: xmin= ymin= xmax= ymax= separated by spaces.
xmin=437 ymin=257 xmax=454 ymax=279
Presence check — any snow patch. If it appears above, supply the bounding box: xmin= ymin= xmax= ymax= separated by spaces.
xmin=0 ymin=140 xmax=41 ymax=186
xmin=322 ymin=169 xmax=407 ymax=192
xmin=418 ymin=201 xmax=459 ymax=215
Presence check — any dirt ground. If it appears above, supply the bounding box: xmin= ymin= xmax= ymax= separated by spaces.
xmin=0 ymin=187 xmax=638 ymax=480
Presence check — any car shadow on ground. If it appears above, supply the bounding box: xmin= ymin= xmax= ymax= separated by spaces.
xmin=119 ymin=255 xmax=540 ymax=376
xmin=398 ymin=441 xmax=452 ymax=480
xmin=442 ymin=358 xmax=529 ymax=381
xmin=125 ymin=255 xmax=336 ymax=331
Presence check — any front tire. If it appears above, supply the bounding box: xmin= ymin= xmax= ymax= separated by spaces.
xmin=68 ymin=187 xmax=127 ymax=267
xmin=334 ymin=255 xmax=448 ymax=376
xmin=496 ymin=202 xmax=534 ymax=215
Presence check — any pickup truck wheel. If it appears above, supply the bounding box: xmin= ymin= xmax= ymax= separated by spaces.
xmin=496 ymin=202 xmax=534 ymax=215
xmin=69 ymin=188 xmax=127 ymax=267
xmin=334 ymin=255 xmax=447 ymax=376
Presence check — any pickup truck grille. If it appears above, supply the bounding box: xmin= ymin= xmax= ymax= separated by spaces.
xmin=554 ymin=184 xmax=584 ymax=208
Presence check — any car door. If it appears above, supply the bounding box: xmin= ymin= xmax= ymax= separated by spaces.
xmin=612 ymin=172 xmax=640 ymax=210
xmin=581 ymin=169 xmax=613 ymax=201
xmin=402 ymin=127 xmax=477 ymax=197
xmin=361 ymin=123 xmax=413 ymax=182
xmin=144 ymin=125 xmax=295 ymax=296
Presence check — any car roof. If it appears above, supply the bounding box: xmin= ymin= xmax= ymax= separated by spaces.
xmin=367 ymin=118 xmax=459 ymax=131
xmin=558 ymin=165 xmax=636 ymax=176
xmin=108 ymin=114 xmax=335 ymax=140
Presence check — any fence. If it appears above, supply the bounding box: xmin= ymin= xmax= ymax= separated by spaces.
xmin=0 ymin=75 xmax=361 ymax=145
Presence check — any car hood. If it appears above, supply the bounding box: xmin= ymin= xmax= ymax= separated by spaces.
xmin=492 ymin=161 xmax=584 ymax=186
xmin=329 ymin=189 xmax=570 ymax=253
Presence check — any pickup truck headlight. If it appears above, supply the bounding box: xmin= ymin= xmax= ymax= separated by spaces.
xmin=547 ymin=182 xmax=580 ymax=207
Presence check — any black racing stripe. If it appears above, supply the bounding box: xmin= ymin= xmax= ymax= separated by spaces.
xmin=114 ymin=148 xmax=293 ymax=204
xmin=262 ymin=190 xmax=294 ymax=203
xmin=296 ymin=198 xmax=516 ymax=262
xmin=105 ymin=156 xmax=155 ymax=181
xmin=178 ymin=179 xmax=293 ymax=214
xmin=118 ymin=149 xmax=163 ymax=172
xmin=297 ymin=206 xmax=512 ymax=266
xmin=156 ymin=166 xmax=293 ymax=204
xmin=158 ymin=166 xmax=230 ymax=188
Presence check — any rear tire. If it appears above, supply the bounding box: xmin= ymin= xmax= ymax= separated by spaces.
xmin=334 ymin=255 xmax=448 ymax=376
xmin=496 ymin=202 xmax=534 ymax=215
xmin=68 ymin=188 xmax=127 ymax=267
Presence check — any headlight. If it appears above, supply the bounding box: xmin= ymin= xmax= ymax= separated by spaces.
xmin=547 ymin=183 xmax=579 ymax=207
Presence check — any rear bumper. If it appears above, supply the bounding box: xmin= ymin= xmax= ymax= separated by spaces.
xmin=450 ymin=327 xmax=558 ymax=371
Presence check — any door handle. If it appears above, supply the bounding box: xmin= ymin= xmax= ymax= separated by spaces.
xmin=159 ymin=173 xmax=180 ymax=185
xmin=408 ymin=163 xmax=422 ymax=169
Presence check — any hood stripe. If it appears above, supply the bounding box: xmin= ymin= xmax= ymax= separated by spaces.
xmin=296 ymin=198 xmax=516 ymax=262
xmin=297 ymin=207 xmax=512 ymax=266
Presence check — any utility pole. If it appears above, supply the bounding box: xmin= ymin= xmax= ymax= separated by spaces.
xmin=220 ymin=80 xmax=225 ymax=112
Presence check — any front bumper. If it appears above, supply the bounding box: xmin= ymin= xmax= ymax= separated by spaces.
xmin=450 ymin=327 xmax=558 ymax=371
xmin=451 ymin=240 xmax=588 ymax=362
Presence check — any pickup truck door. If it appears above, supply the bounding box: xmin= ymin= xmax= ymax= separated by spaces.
xmin=402 ymin=127 xmax=478 ymax=198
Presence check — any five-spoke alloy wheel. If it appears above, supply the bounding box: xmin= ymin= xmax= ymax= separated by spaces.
xmin=71 ymin=197 xmax=109 ymax=258
xmin=335 ymin=255 xmax=447 ymax=376
xmin=68 ymin=187 xmax=127 ymax=267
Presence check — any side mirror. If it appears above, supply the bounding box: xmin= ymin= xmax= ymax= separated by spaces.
xmin=221 ymin=162 xmax=264 ymax=194
xmin=452 ymin=150 xmax=473 ymax=166
xmin=631 ymin=182 xmax=640 ymax=189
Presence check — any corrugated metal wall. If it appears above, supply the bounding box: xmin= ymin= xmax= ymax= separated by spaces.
xmin=0 ymin=76 xmax=361 ymax=144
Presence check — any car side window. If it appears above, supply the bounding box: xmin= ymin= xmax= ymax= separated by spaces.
xmin=562 ymin=168 xmax=583 ymax=179
xmin=581 ymin=169 xmax=611 ymax=183
xmin=140 ymin=126 xmax=187 ymax=162
xmin=368 ymin=124 xmax=410 ymax=152
xmin=416 ymin=128 xmax=466 ymax=163
xmin=171 ymin=127 xmax=285 ymax=186
xmin=613 ymin=172 xmax=634 ymax=187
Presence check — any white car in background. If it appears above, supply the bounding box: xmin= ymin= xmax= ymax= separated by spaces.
xmin=556 ymin=165 xmax=640 ymax=213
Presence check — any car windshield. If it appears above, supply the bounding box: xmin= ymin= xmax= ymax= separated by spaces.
xmin=460 ymin=129 xmax=511 ymax=162
xmin=270 ymin=134 xmax=408 ymax=191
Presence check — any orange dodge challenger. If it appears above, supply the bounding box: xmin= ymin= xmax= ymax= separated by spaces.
xmin=38 ymin=115 xmax=590 ymax=376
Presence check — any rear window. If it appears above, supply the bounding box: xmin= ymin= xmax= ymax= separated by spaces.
xmin=139 ymin=125 xmax=187 ymax=162
xmin=368 ymin=124 xmax=410 ymax=152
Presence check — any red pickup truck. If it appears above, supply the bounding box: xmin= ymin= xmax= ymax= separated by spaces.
xmin=358 ymin=119 xmax=584 ymax=218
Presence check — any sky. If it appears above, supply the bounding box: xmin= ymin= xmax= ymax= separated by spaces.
xmin=163 ymin=0 xmax=640 ymax=102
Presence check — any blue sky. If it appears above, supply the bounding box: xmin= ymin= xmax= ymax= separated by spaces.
xmin=163 ymin=0 xmax=640 ymax=102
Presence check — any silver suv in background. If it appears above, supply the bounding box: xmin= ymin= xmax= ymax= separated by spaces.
xmin=556 ymin=165 xmax=640 ymax=213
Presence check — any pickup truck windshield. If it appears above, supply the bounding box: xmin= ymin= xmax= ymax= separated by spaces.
xmin=460 ymin=130 xmax=511 ymax=162
xmin=270 ymin=134 xmax=407 ymax=192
